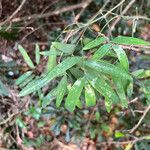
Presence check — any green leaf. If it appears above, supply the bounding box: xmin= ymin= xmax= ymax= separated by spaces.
xmin=19 ymin=57 xmax=82 ymax=96
xmin=83 ymin=37 xmax=106 ymax=50
xmin=35 ymin=43 xmax=40 ymax=65
xmin=143 ymin=86 xmax=150 ymax=103
xmin=86 ymin=72 xmax=118 ymax=107
xmin=19 ymin=74 xmax=35 ymax=88
xmin=42 ymin=88 xmax=57 ymax=108
xmin=85 ymin=60 xmax=132 ymax=80
xmin=112 ymin=45 xmax=129 ymax=71
xmin=112 ymin=36 xmax=150 ymax=46
xmin=18 ymin=44 xmax=35 ymax=69
xmin=40 ymin=50 xmax=61 ymax=56
xmin=82 ymin=37 xmax=92 ymax=46
xmin=113 ymin=76 xmax=128 ymax=108
xmin=115 ymin=131 xmax=125 ymax=138
xmin=95 ymin=111 xmax=100 ymax=121
xmin=93 ymin=44 xmax=111 ymax=60
xmin=37 ymin=121 xmax=45 ymax=128
xmin=85 ymin=84 xmax=96 ymax=107
xmin=65 ymin=77 xmax=85 ymax=112
xmin=16 ymin=71 xmax=33 ymax=85
xmin=16 ymin=118 xmax=26 ymax=128
xmin=52 ymin=42 xmax=75 ymax=54
xmin=69 ymin=67 xmax=84 ymax=79
xmin=0 ymin=80 xmax=9 ymax=96
xmin=27 ymin=107 xmax=41 ymax=120
xmin=127 ymin=80 xmax=133 ymax=97
xmin=105 ymin=98 xmax=112 ymax=112
xmin=76 ymin=99 xmax=82 ymax=109
xmin=132 ymin=69 xmax=150 ymax=79
xmin=56 ymin=75 xmax=67 ymax=107
xmin=47 ymin=49 xmax=57 ymax=72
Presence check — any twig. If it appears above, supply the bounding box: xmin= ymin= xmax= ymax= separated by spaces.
xmin=0 ymin=112 xmax=19 ymax=125
xmin=89 ymin=0 xmax=126 ymax=25
xmin=97 ymin=135 xmax=150 ymax=146
xmin=119 ymin=45 xmax=150 ymax=53
xmin=128 ymin=97 xmax=138 ymax=104
xmin=63 ymin=0 xmax=93 ymax=43
xmin=11 ymin=1 xmax=92 ymax=23
xmin=109 ymin=0 xmax=136 ymax=35
xmin=130 ymin=105 xmax=150 ymax=133
xmin=0 ymin=0 xmax=27 ymax=26
xmin=89 ymin=0 xmax=111 ymax=23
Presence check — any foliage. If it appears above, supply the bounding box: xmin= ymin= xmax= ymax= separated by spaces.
xmin=16 ymin=35 xmax=150 ymax=113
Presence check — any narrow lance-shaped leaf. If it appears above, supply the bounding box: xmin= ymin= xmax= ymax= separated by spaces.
xmin=112 ymin=36 xmax=150 ymax=46
xmin=19 ymin=57 xmax=82 ymax=96
xmin=18 ymin=45 xmax=35 ymax=69
xmin=19 ymin=74 xmax=35 ymax=88
xmin=40 ymin=50 xmax=61 ymax=56
xmin=85 ymin=83 xmax=96 ymax=107
xmin=83 ymin=37 xmax=106 ymax=50
xmin=113 ymin=76 xmax=128 ymax=108
xmin=105 ymin=97 xmax=112 ymax=112
xmin=52 ymin=42 xmax=75 ymax=54
xmin=56 ymin=75 xmax=67 ymax=107
xmin=35 ymin=43 xmax=40 ymax=65
xmin=76 ymin=99 xmax=82 ymax=109
xmin=47 ymin=49 xmax=57 ymax=72
xmin=16 ymin=71 xmax=33 ymax=85
xmin=112 ymin=45 xmax=129 ymax=71
xmin=86 ymin=72 xmax=118 ymax=105
xmin=65 ymin=77 xmax=85 ymax=112
xmin=132 ymin=69 xmax=150 ymax=79
xmin=127 ymin=80 xmax=133 ymax=98
xmin=85 ymin=60 xmax=132 ymax=81
xmin=93 ymin=44 xmax=111 ymax=60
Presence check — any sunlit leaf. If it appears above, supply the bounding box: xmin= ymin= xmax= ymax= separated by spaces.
xmin=85 ymin=60 xmax=132 ymax=80
xmin=93 ymin=44 xmax=111 ymax=59
xmin=19 ymin=57 xmax=82 ymax=96
xmin=132 ymin=69 xmax=150 ymax=79
xmin=83 ymin=37 xmax=106 ymax=50
xmin=76 ymin=99 xmax=82 ymax=109
xmin=115 ymin=131 xmax=125 ymax=138
xmin=85 ymin=83 xmax=96 ymax=107
xmin=86 ymin=72 xmax=118 ymax=111
xmin=65 ymin=77 xmax=85 ymax=112
xmin=18 ymin=44 xmax=35 ymax=69
xmin=56 ymin=75 xmax=67 ymax=107
xmin=112 ymin=45 xmax=129 ymax=71
xmin=112 ymin=36 xmax=150 ymax=46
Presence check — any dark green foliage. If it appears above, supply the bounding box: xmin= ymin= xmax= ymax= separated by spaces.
xmin=16 ymin=35 xmax=150 ymax=112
